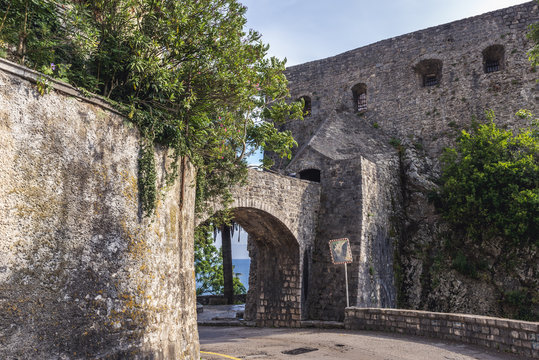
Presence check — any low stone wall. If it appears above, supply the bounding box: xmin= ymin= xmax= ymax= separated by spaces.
xmin=345 ymin=308 xmax=538 ymax=358
xmin=197 ymin=294 xmax=247 ymax=305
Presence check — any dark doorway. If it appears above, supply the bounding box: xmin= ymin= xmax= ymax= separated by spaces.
xmin=299 ymin=169 xmax=321 ymax=183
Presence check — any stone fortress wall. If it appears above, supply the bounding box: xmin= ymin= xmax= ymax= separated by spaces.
xmin=278 ymin=1 xmax=538 ymax=321
xmin=285 ymin=1 xmax=537 ymax=159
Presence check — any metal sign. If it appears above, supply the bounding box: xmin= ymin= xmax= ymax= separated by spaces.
xmin=329 ymin=238 xmax=352 ymax=308
xmin=328 ymin=238 xmax=352 ymax=264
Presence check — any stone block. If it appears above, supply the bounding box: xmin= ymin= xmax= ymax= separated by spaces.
xmin=475 ymin=318 xmax=487 ymax=326
xmin=495 ymin=319 xmax=509 ymax=328
xmin=520 ymin=322 xmax=538 ymax=332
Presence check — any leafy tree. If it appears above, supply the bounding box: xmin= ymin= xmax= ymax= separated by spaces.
xmin=194 ymin=225 xmax=246 ymax=296
xmin=0 ymin=0 xmax=304 ymax=215
xmin=439 ymin=110 xmax=538 ymax=247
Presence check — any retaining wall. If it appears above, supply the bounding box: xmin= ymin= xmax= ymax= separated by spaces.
xmin=345 ymin=307 xmax=539 ymax=358
xmin=0 ymin=58 xmax=199 ymax=359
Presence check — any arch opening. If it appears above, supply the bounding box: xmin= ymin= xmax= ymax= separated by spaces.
xmin=351 ymin=83 xmax=367 ymax=112
xmin=414 ymin=59 xmax=443 ymax=87
xmin=299 ymin=168 xmax=321 ymax=183
xmin=195 ymin=207 xmax=303 ymax=327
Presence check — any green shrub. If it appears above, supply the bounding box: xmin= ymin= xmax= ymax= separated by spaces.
xmin=438 ymin=110 xmax=538 ymax=247
xmin=503 ymin=288 xmax=538 ymax=321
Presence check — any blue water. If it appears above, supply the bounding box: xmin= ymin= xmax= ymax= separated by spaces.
xmin=196 ymin=258 xmax=250 ymax=294
xmin=233 ymin=258 xmax=250 ymax=291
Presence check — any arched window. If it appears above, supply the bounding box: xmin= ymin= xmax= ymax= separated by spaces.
xmin=483 ymin=45 xmax=504 ymax=73
xmin=298 ymin=96 xmax=311 ymax=117
xmin=299 ymin=169 xmax=321 ymax=183
xmin=414 ymin=59 xmax=443 ymax=87
xmin=352 ymin=83 xmax=367 ymax=112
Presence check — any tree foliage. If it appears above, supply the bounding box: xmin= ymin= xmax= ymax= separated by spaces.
xmin=438 ymin=110 xmax=538 ymax=247
xmin=194 ymin=225 xmax=246 ymax=296
xmin=0 ymin=0 xmax=304 ymax=215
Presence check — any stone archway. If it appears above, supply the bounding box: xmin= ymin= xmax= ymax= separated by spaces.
xmin=232 ymin=207 xmax=302 ymax=327
xmin=196 ymin=169 xmax=321 ymax=327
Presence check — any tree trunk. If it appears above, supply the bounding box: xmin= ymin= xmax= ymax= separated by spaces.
xmin=221 ymin=224 xmax=234 ymax=305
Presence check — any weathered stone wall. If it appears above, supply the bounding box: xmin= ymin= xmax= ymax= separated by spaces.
xmin=248 ymin=240 xmax=302 ymax=327
xmin=356 ymin=156 xmax=400 ymax=309
xmin=286 ymin=149 xmax=401 ymax=321
xmin=277 ymin=2 xmax=538 ymax=321
xmin=0 ymin=60 xmax=199 ymax=359
xmin=345 ymin=308 xmax=539 ymax=358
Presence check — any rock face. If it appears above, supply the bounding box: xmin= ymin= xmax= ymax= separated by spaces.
xmin=279 ymin=1 xmax=538 ymax=321
xmin=0 ymin=62 xmax=199 ymax=359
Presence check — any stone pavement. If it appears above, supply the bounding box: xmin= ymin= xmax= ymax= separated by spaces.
xmin=197 ymin=304 xmax=251 ymax=326
xmin=199 ymin=326 xmax=526 ymax=360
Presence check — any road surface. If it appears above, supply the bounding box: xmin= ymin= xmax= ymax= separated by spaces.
xmin=199 ymin=326 xmax=524 ymax=360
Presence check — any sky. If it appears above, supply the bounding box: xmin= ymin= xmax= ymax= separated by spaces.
xmin=240 ymin=0 xmax=531 ymax=67
xmin=235 ymin=0 xmax=531 ymax=256
xmin=212 ymin=227 xmax=250 ymax=259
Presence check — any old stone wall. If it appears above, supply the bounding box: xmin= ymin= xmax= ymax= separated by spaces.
xmin=0 ymin=60 xmax=199 ymax=359
xmin=278 ymin=2 xmax=538 ymax=321
xmin=285 ymin=1 xmax=537 ymax=160
xmin=287 ymin=149 xmax=401 ymax=321
xmin=356 ymin=156 xmax=400 ymax=309
xmin=345 ymin=308 xmax=539 ymax=358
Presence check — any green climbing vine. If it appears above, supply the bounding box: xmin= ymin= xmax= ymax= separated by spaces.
xmin=137 ymin=138 xmax=157 ymax=216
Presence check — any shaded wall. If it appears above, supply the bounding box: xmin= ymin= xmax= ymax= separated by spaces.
xmin=0 ymin=61 xmax=199 ymax=359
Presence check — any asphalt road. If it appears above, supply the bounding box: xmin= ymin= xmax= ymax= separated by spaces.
xmin=199 ymin=326 xmax=525 ymax=360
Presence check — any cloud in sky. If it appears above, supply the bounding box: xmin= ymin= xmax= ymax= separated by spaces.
xmin=240 ymin=0 xmax=530 ymax=66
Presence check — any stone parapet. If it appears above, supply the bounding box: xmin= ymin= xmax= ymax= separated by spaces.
xmin=345 ymin=307 xmax=539 ymax=358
